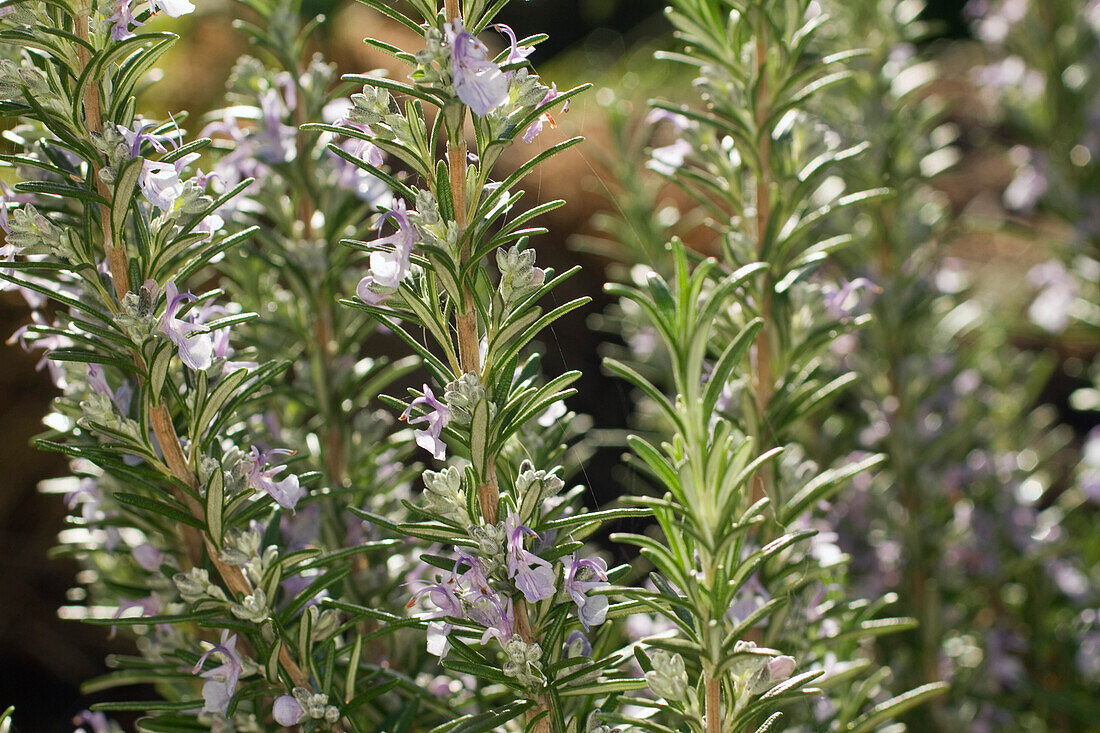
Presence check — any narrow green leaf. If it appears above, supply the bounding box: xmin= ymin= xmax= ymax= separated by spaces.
xmin=470 ymin=398 xmax=489 ymax=480
xmin=846 ymin=682 xmax=949 ymax=733
xmin=114 ymin=493 xmax=203 ymax=529
xmin=112 ymin=156 xmax=142 ymax=246
xmin=205 ymin=467 xmax=224 ymax=552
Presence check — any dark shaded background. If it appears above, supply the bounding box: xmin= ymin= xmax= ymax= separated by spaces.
xmin=0 ymin=1 xmax=969 ymax=730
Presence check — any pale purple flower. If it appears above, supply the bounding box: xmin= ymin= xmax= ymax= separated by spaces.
xmin=73 ymin=710 xmax=111 ymax=733
xmin=505 ymin=513 xmax=556 ymax=602
xmin=86 ymin=364 xmax=134 ymax=414
xmin=562 ymin=552 xmax=609 ymax=629
xmin=324 ymin=99 xmax=390 ymax=202
xmin=1027 ymin=260 xmax=1076 ymax=333
xmin=823 ymin=277 xmax=876 ymax=322
xmin=453 ymin=551 xmax=491 ymax=597
xmin=649 ymin=138 xmax=692 ymax=176
xmin=522 ymin=84 xmax=560 ymax=144
xmin=140 ymin=152 xmax=199 ymax=210
xmin=445 ymin=20 xmax=509 ymax=116
xmin=420 ymin=579 xmax=464 ymax=617
xmin=111 ymin=594 xmax=162 ymax=636
xmin=494 ymin=23 xmax=534 ymax=67
xmin=107 ymin=0 xmax=145 ymax=42
xmin=768 ymin=655 xmax=796 ymax=682
xmin=9 ymin=313 xmax=70 ymax=386
xmin=564 ymin=630 xmax=592 ymax=658
xmin=119 ymin=119 xmax=168 ymax=157
xmin=437 ymin=552 xmax=515 ymax=646
xmin=131 ymin=543 xmax=163 ymax=571
xmin=415 ymin=576 xmax=465 ymax=657
xmin=357 ymin=199 xmax=415 ymax=304
xmin=331 ymin=137 xmax=389 ymax=202
xmin=467 ymin=592 xmax=514 ymax=646
xmin=194 ymin=212 xmax=223 ymax=243
xmin=247 ymin=446 xmax=304 ymax=511
xmin=273 ymin=696 xmax=305 ymax=726
xmin=66 ymin=478 xmax=106 ymax=523
xmin=280 ymin=567 xmax=318 ymax=602
xmin=253 ymin=87 xmax=298 ymax=165
xmin=202 ymin=113 xmax=260 ymax=190
xmin=160 ymin=281 xmax=214 ymax=370
xmin=208 ymin=313 xmax=256 ymax=372
xmin=65 ymin=478 xmax=122 ymax=551
xmin=149 ymin=0 xmax=195 ymax=17
xmin=281 ymin=502 xmax=321 ymax=550
xmin=645 ymin=108 xmax=691 ymax=130
xmin=401 ymin=384 xmax=451 ymax=460
xmin=192 ymin=630 xmax=242 ymax=715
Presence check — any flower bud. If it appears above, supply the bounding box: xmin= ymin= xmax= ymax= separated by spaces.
xmin=230 ymin=588 xmax=269 ymax=623
xmin=174 ymin=568 xmax=227 ymax=605
xmin=645 ymin=650 xmax=689 ymax=702
xmin=347 ymin=85 xmax=391 ymax=126
xmin=497 ymin=244 xmax=545 ymax=305
xmin=502 ymin=634 xmax=545 ymax=689
xmin=422 ymin=465 xmax=469 ymax=524
xmin=516 ymin=460 xmax=565 ymax=520
xmin=444 ymin=372 xmax=485 ymax=426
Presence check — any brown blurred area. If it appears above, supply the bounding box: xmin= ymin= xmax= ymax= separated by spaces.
xmin=0 ymin=297 xmax=115 ymax=732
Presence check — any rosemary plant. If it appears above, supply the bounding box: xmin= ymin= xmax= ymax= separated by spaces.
xmin=597 ymin=0 xmax=946 ymax=730
xmin=308 ymin=1 xmax=650 ymax=731
xmin=0 ymin=0 xmax=359 ymax=728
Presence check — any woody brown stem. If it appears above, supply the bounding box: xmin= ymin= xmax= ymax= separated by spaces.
xmin=447 ymin=132 xmax=497 ymax=521
xmin=514 ymin=599 xmax=553 ymax=730
xmin=750 ymin=28 xmax=773 ymax=507
xmin=75 ymin=12 xmax=128 ymax=302
xmin=704 ymin=670 xmax=721 ymax=733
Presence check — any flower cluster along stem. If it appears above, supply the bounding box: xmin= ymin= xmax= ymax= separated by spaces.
xmin=439 ymin=3 xmax=550 ymax=728
xmin=75 ymin=9 xmax=206 ymax=572
xmin=72 ymin=5 xmax=317 ymax=711
xmin=441 ymin=12 xmax=500 ymax=526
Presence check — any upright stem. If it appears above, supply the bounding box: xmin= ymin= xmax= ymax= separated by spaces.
xmin=75 ymin=12 xmax=128 ymax=302
xmin=74 ymin=8 xmax=316 ymax=713
xmin=442 ymin=19 xmax=497 ymax=523
xmin=750 ymin=22 xmax=773 ymax=507
xmin=704 ymin=670 xmax=721 ymax=733
xmin=440 ymin=3 xmax=548 ymax=728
